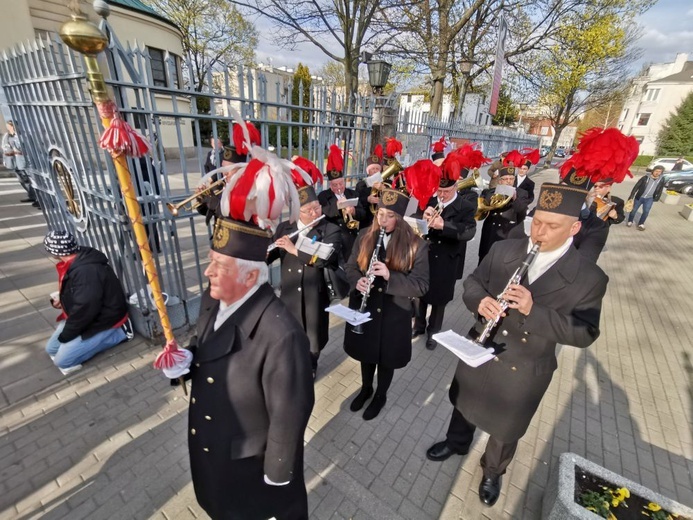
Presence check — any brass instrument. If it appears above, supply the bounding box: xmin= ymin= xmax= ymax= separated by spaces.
xmin=477 ymin=242 xmax=541 ymax=344
xmin=474 ymin=190 xmax=513 ymax=221
xmin=343 ymin=206 xmax=360 ymax=230
xmin=594 ymin=196 xmax=616 ymax=221
xmin=166 ymin=177 xmax=225 ymax=216
xmin=369 ymin=158 xmax=403 ymax=214
xmin=353 ymin=228 xmax=386 ymax=334
xmin=456 ymin=168 xmax=485 ymax=191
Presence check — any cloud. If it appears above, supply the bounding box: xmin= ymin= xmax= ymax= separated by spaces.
xmin=634 ymin=28 xmax=693 ymax=67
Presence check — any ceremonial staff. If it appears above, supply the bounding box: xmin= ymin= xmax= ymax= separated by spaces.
xmin=59 ymin=1 xmax=187 ymax=392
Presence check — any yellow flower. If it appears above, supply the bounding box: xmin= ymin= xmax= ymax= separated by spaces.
xmin=647 ymin=503 xmax=662 ymax=512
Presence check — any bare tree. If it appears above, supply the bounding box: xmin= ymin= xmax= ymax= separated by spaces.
xmin=145 ymin=0 xmax=258 ymax=91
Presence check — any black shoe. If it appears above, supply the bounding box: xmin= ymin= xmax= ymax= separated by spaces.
xmin=349 ymin=386 xmax=373 ymax=412
xmin=20 ymin=198 xmax=34 ymax=203
xmin=479 ymin=475 xmax=502 ymax=506
xmin=425 ymin=441 xmax=468 ymax=461
xmin=425 ymin=337 xmax=437 ymax=350
xmin=32 ymin=201 xmax=41 ymax=208
xmin=412 ymin=328 xmax=425 ymax=339
xmin=362 ymin=394 xmax=386 ymax=421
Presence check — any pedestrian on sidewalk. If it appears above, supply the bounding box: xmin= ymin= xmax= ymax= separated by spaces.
xmin=626 ymin=165 xmax=665 ymax=230
xmin=2 ymin=120 xmax=38 ymax=207
xmin=44 ymin=230 xmax=133 ymax=375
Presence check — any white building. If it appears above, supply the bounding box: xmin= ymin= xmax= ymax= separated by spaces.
xmin=618 ymin=53 xmax=693 ymax=155
xmin=399 ymin=92 xmax=493 ymax=126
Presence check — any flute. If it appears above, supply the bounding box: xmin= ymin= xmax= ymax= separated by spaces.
xmin=266 ymin=214 xmax=326 ymax=252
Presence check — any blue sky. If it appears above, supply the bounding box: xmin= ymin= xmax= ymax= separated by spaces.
xmin=253 ymin=0 xmax=693 ymax=74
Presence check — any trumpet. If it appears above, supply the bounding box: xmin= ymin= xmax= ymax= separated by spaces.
xmin=476 ymin=242 xmax=541 ymax=345
xmin=353 ymin=228 xmax=386 ymax=335
xmin=166 ymin=177 xmax=225 ymax=216
xmin=369 ymin=158 xmax=403 ymax=214
xmin=266 ymin=215 xmax=326 ymax=252
xmin=343 ymin=208 xmax=360 ymax=230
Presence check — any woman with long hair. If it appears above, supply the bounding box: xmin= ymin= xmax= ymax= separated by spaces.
xmin=343 ymin=188 xmax=429 ymax=420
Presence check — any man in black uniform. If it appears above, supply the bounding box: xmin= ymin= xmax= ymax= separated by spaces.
xmin=318 ymin=145 xmax=367 ymax=265
xmin=413 ymin=163 xmax=477 ymax=350
xmin=268 ymin=178 xmax=342 ymax=379
xmin=354 ymin=145 xmax=383 ymax=230
xmin=167 ymin=147 xmax=315 ymax=519
xmin=426 ymin=182 xmax=608 ymax=507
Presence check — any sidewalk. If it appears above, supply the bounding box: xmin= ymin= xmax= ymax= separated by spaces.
xmin=0 ymin=171 xmax=692 ymax=520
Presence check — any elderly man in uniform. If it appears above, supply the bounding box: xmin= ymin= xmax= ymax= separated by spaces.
xmin=167 ymin=145 xmax=315 ymax=519
xmin=354 ymin=144 xmax=384 ymax=230
xmin=426 ymin=182 xmax=608 ymax=507
xmin=412 ymin=159 xmax=477 ymax=350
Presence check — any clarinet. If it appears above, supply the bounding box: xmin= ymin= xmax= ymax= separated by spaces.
xmin=352 ymin=229 xmax=386 ymax=334
xmin=476 ymin=242 xmax=541 ymax=345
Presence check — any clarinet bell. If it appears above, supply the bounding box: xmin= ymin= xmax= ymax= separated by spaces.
xmin=352 ymin=323 xmax=365 ymax=335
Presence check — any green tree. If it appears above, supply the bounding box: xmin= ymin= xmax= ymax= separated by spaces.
xmin=492 ymin=86 xmax=519 ymax=126
xmin=657 ymin=91 xmax=693 ymax=156
xmin=144 ymin=0 xmax=258 ymax=91
xmin=291 ymin=64 xmax=312 ymax=148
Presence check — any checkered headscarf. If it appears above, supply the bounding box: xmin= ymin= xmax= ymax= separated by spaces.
xmin=44 ymin=230 xmax=80 ymax=257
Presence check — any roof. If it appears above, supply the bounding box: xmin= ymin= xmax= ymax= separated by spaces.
xmin=106 ymin=0 xmax=179 ymax=31
xmin=650 ymin=62 xmax=693 ymax=84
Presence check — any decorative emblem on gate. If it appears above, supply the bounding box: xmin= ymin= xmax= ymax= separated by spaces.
xmin=49 ymin=147 xmax=89 ymax=232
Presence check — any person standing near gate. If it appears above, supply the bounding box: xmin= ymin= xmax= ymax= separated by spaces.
xmin=2 ymin=120 xmax=38 ymax=207
xmin=426 ymin=182 xmax=608 ymax=507
xmin=268 ymin=164 xmax=342 ymax=380
xmin=412 ymin=158 xmax=477 ymax=350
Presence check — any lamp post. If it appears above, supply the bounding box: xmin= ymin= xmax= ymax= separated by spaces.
xmin=456 ymin=59 xmax=473 ymax=121
xmin=366 ymin=60 xmax=392 ymax=96
xmin=365 ymin=58 xmax=393 ymax=162
xmin=518 ymin=102 xmax=528 ymax=130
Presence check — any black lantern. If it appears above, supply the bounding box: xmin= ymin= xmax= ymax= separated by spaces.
xmin=367 ymin=60 xmax=392 ymax=95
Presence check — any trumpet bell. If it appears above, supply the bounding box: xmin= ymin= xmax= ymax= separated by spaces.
xmin=457 ymin=168 xmax=485 ymax=191
xmin=381 ymin=158 xmax=404 ymax=182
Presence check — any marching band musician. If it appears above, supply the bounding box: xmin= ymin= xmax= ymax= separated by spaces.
xmin=267 ymin=159 xmax=342 ymax=380
xmin=431 ymin=136 xmax=447 ymax=166
xmin=318 ymin=145 xmax=367 ymax=265
xmin=354 ymin=144 xmax=384 ymax=229
xmin=343 ymin=187 xmax=429 ymax=421
xmin=412 ymin=159 xmax=477 ymax=350
xmin=477 ymin=151 xmax=531 ymax=263
xmin=590 ymin=178 xmax=625 ymax=226
xmin=427 ymin=182 xmax=608 ymax=508
xmin=514 ymin=150 xmax=539 ymax=204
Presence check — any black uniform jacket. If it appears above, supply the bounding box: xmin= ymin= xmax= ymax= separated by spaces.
xmin=354 ymin=179 xmax=375 ymax=229
xmin=318 ymin=187 xmax=367 ymax=262
xmin=452 ymin=238 xmax=608 ymax=443
xmin=415 ymin=195 xmax=477 ymax=305
xmin=573 ymin=211 xmax=610 ymax=263
xmin=267 ymin=219 xmax=341 ymax=353
xmin=57 ymin=247 xmax=128 ymax=343
xmin=478 ymin=187 xmax=530 ymax=261
xmin=343 ymin=231 xmax=429 ymax=369
xmin=515 ymin=175 xmax=536 ymax=204
xmin=188 ymin=284 xmax=314 ymax=519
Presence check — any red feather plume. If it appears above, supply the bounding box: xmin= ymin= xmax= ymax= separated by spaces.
xmin=232 ymin=121 xmax=261 ymax=155
xmin=442 ymin=144 xmax=490 ymax=180
xmin=292 ymin=156 xmax=322 ymax=186
xmin=520 ymin=148 xmax=540 ymax=166
xmin=404 ymin=159 xmax=442 ymax=210
xmin=373 ymin=144 xmax=383 ymax=162
xmin=560 ymin=127 xmax=639 ymax=184
xmin=386 ymin=137 xmax=403 ymax=158
xmin=432 ymin=136 xmax=447 ymax=153
xmin=503 ymin=150 xmax=525 ymax=168
xmin=326 ymin=145 xmax=344 ymax=173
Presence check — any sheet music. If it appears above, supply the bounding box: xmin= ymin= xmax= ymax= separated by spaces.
xmin=404 ymin=216 xmax=429 ymax=236
xmin=495 ymin=184 xmax=515 ymax=197
xmin=366 ymin=172 xmax=383 ymax=187
xmin=432 ymin=330 xmax=496 ymax=367
xmin=337 ymin=197 xmax=360 ymax=209
xmin=325 ymin=304 xmax=372 ymax=326
xmin=295 ymin=235 xmax=335 ymax=260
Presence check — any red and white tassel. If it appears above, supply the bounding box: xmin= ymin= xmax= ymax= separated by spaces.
xmin=99 ymin=114 xmax=151 ymax=158
xmin=153 ymin=339 xmax=192 ymax=377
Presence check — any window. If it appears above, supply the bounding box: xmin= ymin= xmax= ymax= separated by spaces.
xmin=406 ymin=94 xmax=412 ymax=103
xmin=621 ymin=108 xmax=629 ymax=121
xmin=644 ymin=89 xmax=661 ymax=102
xmin=148 ymin=47 xmax=181 ymax=88
xmin=540 ymin=127 xmax=549 ymax=135
xmin=637 ymin=113 xmax=651 ymax=126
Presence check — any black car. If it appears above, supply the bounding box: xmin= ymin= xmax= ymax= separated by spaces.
xmin=662 ymin=169 xmax=693 ymax=194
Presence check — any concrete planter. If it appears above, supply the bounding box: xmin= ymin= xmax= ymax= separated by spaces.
xmin=680 ymin=205 xmax=693 ymax=221
xmin=661 ymin=191 xmax=681 ymax=205
xmin=542 ymin=453 xmax=693 ymax=520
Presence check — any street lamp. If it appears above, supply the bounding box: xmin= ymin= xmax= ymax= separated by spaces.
xmin=456 ymin=59 xmax=474 ymax=120
xmin=367 ymin=60 xmax=392 ymax=96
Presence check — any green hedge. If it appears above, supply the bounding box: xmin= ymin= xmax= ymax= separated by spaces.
xmin=632 ymin=155 xmax=653 ymax=167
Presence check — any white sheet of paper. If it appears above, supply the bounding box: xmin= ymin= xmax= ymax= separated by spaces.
xmin=405 ymin=197 xmax=420 ymax=217
xmin=495 ymin=184 xmax=515 ymax=197
xmin=404 ymin=216 xmax=428 ymax=236
xmin=432 ymin=330 xmax=496 ymax=368
xmin=337 ymin=197 xmax=359 ymax=209
xmin=366 ymin=172 xmax=383 ymax=187
xmin=522 ymin=216 xmax=532 ymax=236
xmin=325 ymin=304 xmax=372 ymax=326
xmin=295 ymin=235 xmax=335 ymax=260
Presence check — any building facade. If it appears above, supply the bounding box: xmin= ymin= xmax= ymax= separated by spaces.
xmin=399 ymin=91 xmax=493 ymax=127
xmin=618 ymin=53 xmax=693 ymax=155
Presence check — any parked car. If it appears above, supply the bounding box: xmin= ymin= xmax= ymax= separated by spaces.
xmin=540 ymin=146 xmax=550 ymax=158
xmin=662 ymin=169 xmax=693 ymax=194
xmin=646 ymin=157 xmax=693 ymax=172
xmin=554 ymin=147 xmax=566 ymax=158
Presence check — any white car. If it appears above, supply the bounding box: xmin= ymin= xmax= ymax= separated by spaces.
xmin=646 ymin=157 xmax=693 ymax=172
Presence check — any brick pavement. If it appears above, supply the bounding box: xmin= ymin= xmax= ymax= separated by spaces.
xmin=1 ymin=170 xmax=692 ymax=520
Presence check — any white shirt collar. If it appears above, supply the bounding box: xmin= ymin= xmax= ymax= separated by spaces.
xmin=213 ymin=284 xmax=262 ymax=331
xmin=526 ymin=237 xmax=573 ymax=284
xmin=437 ymin=192 xmax=457 ymax=209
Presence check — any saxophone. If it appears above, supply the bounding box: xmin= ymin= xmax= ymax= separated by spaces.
xmin=352 ymin=228 xmax=386 ymax=334
xmin=476 ymin=242 xmax=541 ymax=344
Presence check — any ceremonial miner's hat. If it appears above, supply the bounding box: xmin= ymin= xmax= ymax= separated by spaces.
xmin=223 ymin=121 xmax=261 ymax=164
xmin=498 ymin=149 xmax=525 ymax=178
xmin=441 ymin=143 xmax=490 ymax=186
xmin=520 ymin=148 xmax=540 ymax=169
xmin=385 ymin=137 xmax=403 ymax=161
xmin=325 ymin=145 xmax=345 ymax=180
xmin=291 ymin=156 xmax=322 ymax=205
xmin=403 ymin=159 xmax=442 ymax=210
xmin=431 ymin=136 xmax=447 ymax=162
xmin=367 ymin=144 xmax=383 ymax=169
xmin=535 ymin=183 xmax=588 ymax=218
xmin=377 ymin=187 xmax=411 ymax=217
